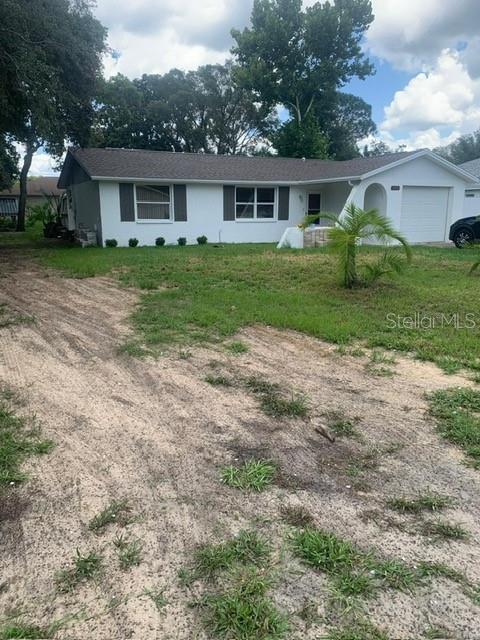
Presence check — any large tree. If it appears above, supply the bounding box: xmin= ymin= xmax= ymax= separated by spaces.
xmin=435 ymin=130 xmax=480 ymax=165
xmin=93 ymin=63 xmax=276 ymax=155
xmin=0 ymin=0 xmax=107 ymax=230
xmin=232 ymin=0 xmax=375 ymax=158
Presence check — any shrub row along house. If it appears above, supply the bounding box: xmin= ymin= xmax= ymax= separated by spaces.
xmin=57 ymin=147 xmax=478 ymax=247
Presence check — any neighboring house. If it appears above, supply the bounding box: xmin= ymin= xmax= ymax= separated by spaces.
xmin=459 ymin=158 xmax=480 ymax=218
xmin=57 ymin=147 xmax=477 ymax=247
xmin=0 ymin=177 xmax=64 ymax=218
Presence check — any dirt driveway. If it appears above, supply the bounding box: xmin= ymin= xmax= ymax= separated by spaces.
xmin=1 ymin=251 xmax=479 ymax=639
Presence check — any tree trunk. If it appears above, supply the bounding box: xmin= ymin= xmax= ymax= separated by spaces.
xmin=16 ymin=143 xmax=35 ymax=232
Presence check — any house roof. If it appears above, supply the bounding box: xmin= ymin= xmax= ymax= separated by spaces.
xmin=58 ymin=147 xmax=477 ymax=188
xmin=460 ymin=158 xmax=480 ymax=180
xmin=0 ymin=177 xmax=63 ymax=197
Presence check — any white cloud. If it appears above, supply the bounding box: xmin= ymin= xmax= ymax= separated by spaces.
xmin=368 ymin=0 xmax=480 ymax=74
xmin=97 ymin=0 xmax=254 ymax=78
xmin=382 ymin=50 xmax=478 ymax=131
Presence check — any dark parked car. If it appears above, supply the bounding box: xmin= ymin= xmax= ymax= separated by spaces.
xmin=449 ymin=216 xmax=480 ymax=247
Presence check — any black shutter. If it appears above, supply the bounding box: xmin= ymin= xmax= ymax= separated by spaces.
xmin=223 ymin=185 xmax=235 ymax=221
xmin=278 ymin=186 xmax=290 ymax=220
xmin=174 ymin=184 xmax=187 ymax=221
xmin=119 ymin=183 xmax=135 ymax=221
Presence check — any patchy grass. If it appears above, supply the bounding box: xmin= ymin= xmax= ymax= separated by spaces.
xmin=221 ymin=460 xmax=276 ymax=492
xmin=0 ymin=402 xmax=54 ymax=486
xmin=428 ymin=388 xmax=480 ymax=468
xmin=193 ymin=530 xmax=271 ymax=581
xmin=199 ymin=566 xmax=289 ymax=640
xmin=88 ymin=499 xmax=132 ymax=533
xmin=280 ymin=504 xmax=315 ymax=528
xmin=143 ymin=586 xmax=168 ymax=612
xmin=205 ymin=374 xmax=233 ymax=387
xmin=113 ymin=534 xmax=143 ymax=569
xmin=421 ymin=520 xmax=470 ymax=541
xmin=56 ymin=549 xmax=103 ymax=592
xmin=324 ymin=411 xmax=361 ymax=439
xmin=0 ymin=303 xmax=34 ymax=329
xmin=226 ymin=341 xmax=249 ymax=354
xmin=0 ymin=623 xmax=55 ymax=639
xmin=329 ymin=620 xmax=389 ymax=640
xmin=387 ymin=493 xmax=453 ymax=514
xmin=243 ymin=375 xmax=308 ymax=418
xmin=34 ymin=242 xmax=480 ymax=372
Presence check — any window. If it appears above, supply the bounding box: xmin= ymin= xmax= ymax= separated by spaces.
xmin=136 ymin=185 xmax=171 ymax=221
xmin=235 ymin=187 xmax=275 ymax=220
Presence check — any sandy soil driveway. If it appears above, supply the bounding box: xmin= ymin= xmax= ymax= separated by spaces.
xmin=0 ymin=249 xmax=479 ymax=639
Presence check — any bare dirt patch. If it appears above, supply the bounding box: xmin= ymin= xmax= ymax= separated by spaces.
xmin=0 ymin=254 xmax=479 ymax=639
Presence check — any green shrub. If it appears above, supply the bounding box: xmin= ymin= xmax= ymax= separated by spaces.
xmin=177 ymin=237 xmax=187 ymax=246
xmin=0 ymin=217 xmax=16 ymax=231
xmin=128 ymin=238 xmax=139 ymax=247
xmin=155 ymin=237 xmax=165 ymax=246
xmin=105 ymin=239 xmax=117 ymax=247
xmin=197 ymin=235 xmax=208 ymax=245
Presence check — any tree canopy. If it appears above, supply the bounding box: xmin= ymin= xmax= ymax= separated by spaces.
xmin=435 ymin=130 xmax=480 ymax=165
xmin=92 ymin=62 xmax=277 ymax=155
xmin=0 ymin=0 xmax=107 ymax=228
xmin=232 ymin=0 xmax=375 ymax=158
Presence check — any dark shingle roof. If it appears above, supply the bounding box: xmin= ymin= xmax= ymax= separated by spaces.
xmin=0 ymin=177 xmax=63 ymax=197
xmin=460 ymin=158 xmax=480 ymax=180
xmin=61 ymin=147 xmax=422 ymax=186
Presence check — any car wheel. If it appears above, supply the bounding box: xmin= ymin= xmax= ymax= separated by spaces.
xmin=453 ymin=228 xmax=474 ymax=248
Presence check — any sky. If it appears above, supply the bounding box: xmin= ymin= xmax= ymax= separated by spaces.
xmin=30 ymin=0 xmax=480 ymax=175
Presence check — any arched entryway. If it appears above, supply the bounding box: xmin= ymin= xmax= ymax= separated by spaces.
xmin=364 ymin=183 xmax=387 ymax=216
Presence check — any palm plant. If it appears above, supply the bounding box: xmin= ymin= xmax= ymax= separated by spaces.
xmin=321 ymin=203 xmax=412 ymax=288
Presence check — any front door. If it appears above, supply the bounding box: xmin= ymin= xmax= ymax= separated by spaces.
xmin=307 ymin=193 xmax=321 ymax=225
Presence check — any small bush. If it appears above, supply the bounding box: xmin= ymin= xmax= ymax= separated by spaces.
xmin=128 ymin=238 xmax=139 ymax=247
xmin=177 ymin=237 xmax=187 ymax=246
xmin=105 ymin=239 xmax=118 ymax=247
xmin=197 ymin=235 xmax=208 ymax=245
xmin=155 ymin=237 xmax=165 ymax=246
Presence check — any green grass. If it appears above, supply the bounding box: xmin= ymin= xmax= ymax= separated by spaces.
xmin=205 ymin=374 xmax=233 ymax=387
xmin=221 ymin=460 xmax=276 ymax=492
xmin=329 ymin=621 xmax=389 ymax=640
xmin=200 ymin=566 xmax=289 ymax=640
xmin=226 ymin=341 xmax=249 ymax=354
xmin=324 ymin=411 xmax=361 ymax=438
xmin=0 ymin=402 xmax=54 ymax=485
xmin=387 ymin=493 xmax=452 ymax=513
xmin=143 ymin=586 xmax=168 ymax=612
xmin=18 ymin=239 xmax=479 ymax=372
xmin=88 ymin=499 xmax=132 ymax=532
xmin=243 ymin=375 xmax=308 ymax=418
xmin=428 ymin=388 xmax=480 ymax=467
xmin=56 ymin=549 xmax=103 ymax=592
xmin=0 ymin=624 xmax=54 ymax=639
xmin=421 ymin=520 xmax=470 ymax=541
xmin=0 ymin=303 xmax=34 ymax=328
xmin=280 ymin=504 xmax=315 ymax=528
xmin=113 ymin=534 xmax=143 ymax=569
xmin=193 ymin=531 xmax=271 ymax=580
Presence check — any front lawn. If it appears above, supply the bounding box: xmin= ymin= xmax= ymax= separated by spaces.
xmin=4 ymin=229 xmax=480 ymax=371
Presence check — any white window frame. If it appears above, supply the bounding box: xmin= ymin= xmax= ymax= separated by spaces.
xmin=134 ymin=183 xmax=173 ymax=223
xmin=235 ymin=186 xmax=277 ymax=222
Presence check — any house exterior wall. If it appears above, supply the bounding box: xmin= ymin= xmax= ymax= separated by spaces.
xmin=464 ymin=187 xmax=480 ymax=218
xmin=346 ymin=156 xmax=468 ymax=241
xmin=99 ymin=182 xmax=306 ymax=246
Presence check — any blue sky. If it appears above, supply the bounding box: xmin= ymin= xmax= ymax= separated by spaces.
xmin=30 ymin=0 xmax=480 ymax=174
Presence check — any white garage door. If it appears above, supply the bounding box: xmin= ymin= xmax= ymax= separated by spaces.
xmin=400 ymin=186 xmax=450 ymax=243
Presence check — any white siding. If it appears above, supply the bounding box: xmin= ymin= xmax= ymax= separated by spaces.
xmin=99 ymin=182 xmax=306 ymax=247
xmin=463 ymin=188 xmax=480 ymax=218
xmin=349 ymin=156 xmax=468 ymax=242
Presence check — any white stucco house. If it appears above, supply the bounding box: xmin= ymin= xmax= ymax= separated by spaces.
xmin=57 ymin=147 xmax=477 ymax=247
xmin=460 ymin=158 xmax=480 ymax=218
